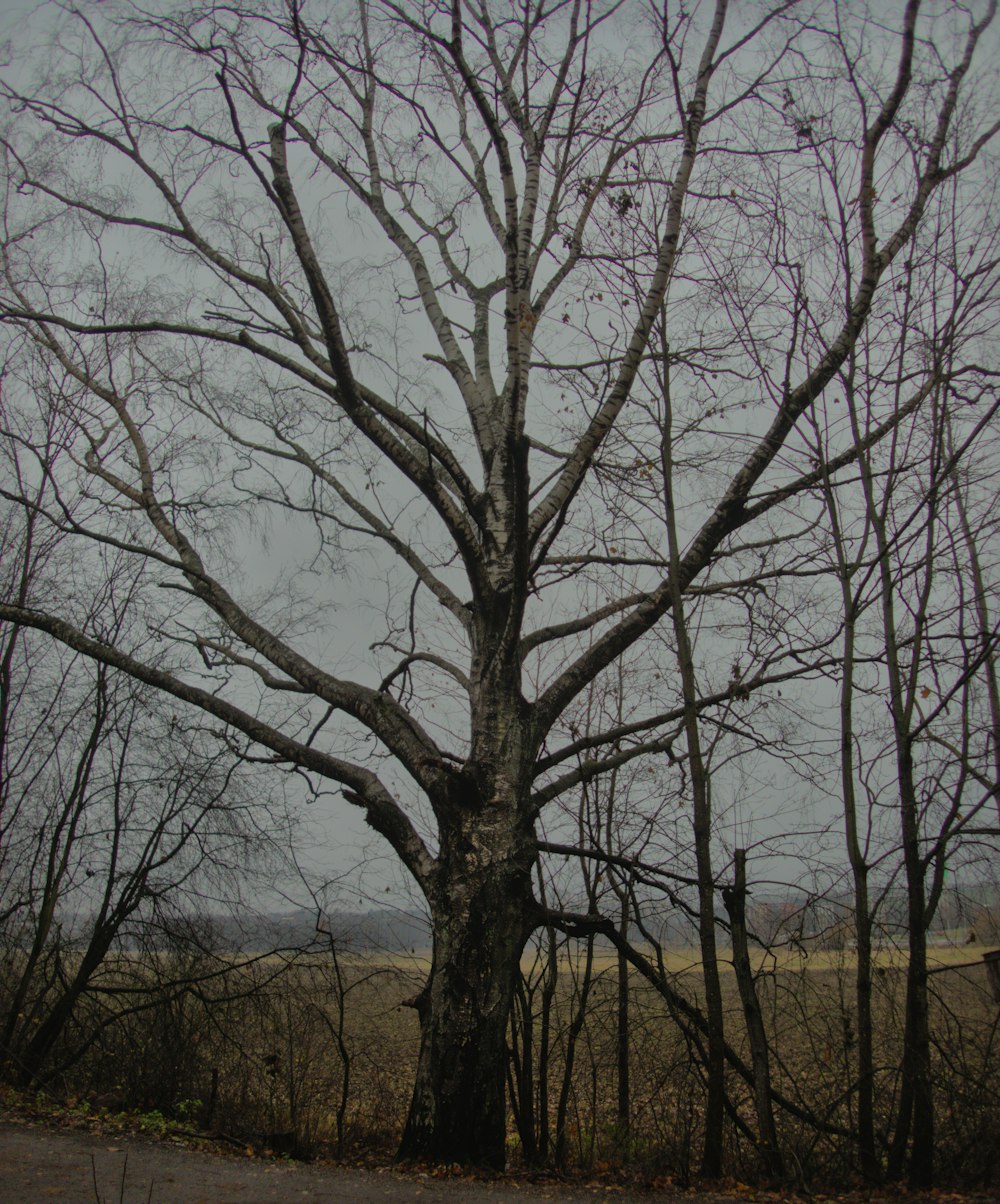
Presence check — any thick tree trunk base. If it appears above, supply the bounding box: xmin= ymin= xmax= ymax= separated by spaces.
xmin=397 ymin=801 xmax=534 ymax=1170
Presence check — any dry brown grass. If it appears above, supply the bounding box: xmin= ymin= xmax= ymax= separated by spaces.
xmin=19 ymin=941 xmax=1000 ymax=1186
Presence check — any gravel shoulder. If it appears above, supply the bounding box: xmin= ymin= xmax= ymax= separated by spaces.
xmin=0 ymin=1116 xmax=714 ymax=1203
xmin=4 ymin=1113 xmax=994 ymax=1204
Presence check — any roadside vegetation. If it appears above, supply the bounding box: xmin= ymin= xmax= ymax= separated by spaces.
xmin=2 ymin=928 xmax=998 ymax=1190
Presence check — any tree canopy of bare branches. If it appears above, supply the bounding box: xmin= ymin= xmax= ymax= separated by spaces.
xmin=1 ymin=0 xmax=997 ymax=1172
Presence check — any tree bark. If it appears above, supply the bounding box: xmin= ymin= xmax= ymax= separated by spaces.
xmin=398 ymin=797 xmax=535 ymax=1168
xmin=887 ymin=746 xmax=934 ymax=1187
xmin=616 ymin=896 xmax=630 ymax=1138
xmin=724 ymin=850 xmax=783 ymax=1180
xmin=820 ymin=447 xmax=879 ymax=1181
xmin=660 ymin=327 xmax=726 ymax=1179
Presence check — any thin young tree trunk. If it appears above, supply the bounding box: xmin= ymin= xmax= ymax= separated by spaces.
xmin=842 ymin=611 xmax=879 ymax=1181
xmin=724 ymin=850 xmax=783 ymax=1179
xmin=616 ymin=896 xmax=630 ymax=1138
xmin=15 ymin=909 xmax=125 ymax=1085
xmin=659 ymin=334 xmax=726 ymax=1178
xmin=507 ymin=969 xmax=538 ymax=1164
xmin=555 ymin=799 xmax=601 ymax=1169
xmin=688 ymin=768 xmax=726 ymax=1179
xmin=948 ymin=428 xmax=1000 ymax=827
xmin=602 ymin=747 xmax=631 ymax=1144
xmin=887 ymin=750 xmax=933 ymax=1187
xmin=534 ymin=921 xmax=558 ymax=1162
xmin=846 ymin=363 xmax=940 ymax=1188
xmin=816 ymin=420 xmax=880 ymax=1180
xmin=555 ymin=932 xmax=595 ymax=1168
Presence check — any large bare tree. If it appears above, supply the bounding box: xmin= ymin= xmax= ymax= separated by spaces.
xmin=1 ymin=0 xmax=997 ymax=1170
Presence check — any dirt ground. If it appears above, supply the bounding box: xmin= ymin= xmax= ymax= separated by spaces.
xmin=0 ymin=1117 xmax=729 ymax=1203
xmin=4 ymin=1114 xmax=996 ymax=1204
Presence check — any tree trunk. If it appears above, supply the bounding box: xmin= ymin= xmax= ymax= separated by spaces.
xmin=556 ymin=931 xmax=595 ymax=1167
xmin=839 ymin=594 xmax=878 ymax=1178
xmin=693 ymin=789 xmax=726 ymax=1179
xmin=888 ymin=748 xmax=934 ymax=1187
xmin=398 ymin=798 xmax=535 ymax=1169
xmin=508 ymin=971 xmax=538 ymax=1163
xmin=14 ymin=921 xmax=119 ymax=1086
xmin=659 ymin=328 xmax=726 ymax=1179
xmin=724 ymin=850 xmax=783 ymax=1180
xmin=616 ymin=897 xmax=630 ymax=1137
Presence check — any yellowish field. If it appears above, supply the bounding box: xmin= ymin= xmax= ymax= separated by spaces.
xmin=515 ymin=940 xmax=998 ymax=976
xmin=313 ymin=939 xmax=998 ymax=981
xmin=245 ymin=937 xmax=998 ymax=988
